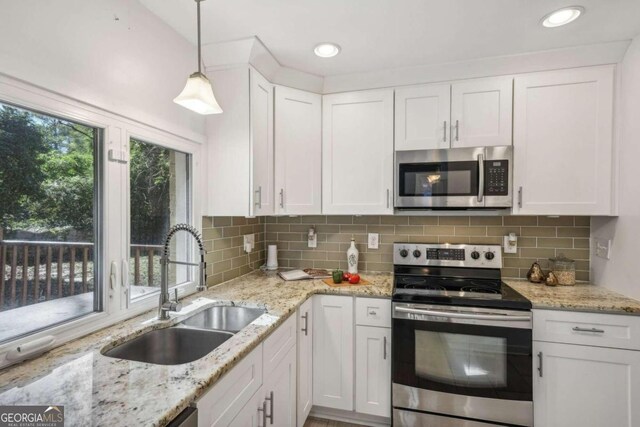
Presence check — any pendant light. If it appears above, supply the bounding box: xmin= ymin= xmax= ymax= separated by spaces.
xmin=173 ymin=0 xmax=223 ymax=115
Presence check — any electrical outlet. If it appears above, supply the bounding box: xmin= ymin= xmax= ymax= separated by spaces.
xmin=594 ymin=238 xmax=611 ymax=260
xmin=368 ymin=233 xmax=379 ymax=249
xmin=243 ymin=234 xmax=255 ymax=253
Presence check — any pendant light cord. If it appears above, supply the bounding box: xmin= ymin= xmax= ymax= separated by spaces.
xmin=196 ymin=0 xmax=202 ymax=74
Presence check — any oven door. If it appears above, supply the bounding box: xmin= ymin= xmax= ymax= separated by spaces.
xmin=395 ymin=147 xmax=485 ymax=208
xmin=392 ymin=303 xmax=533 ymax=427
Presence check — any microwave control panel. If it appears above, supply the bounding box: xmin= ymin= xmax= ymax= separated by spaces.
xmin=484 ymin=160 xmax=509 ymax=196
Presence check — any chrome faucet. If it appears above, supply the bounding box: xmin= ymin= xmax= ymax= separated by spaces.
xmin=159 ymin=223 xmax=207 ymax=320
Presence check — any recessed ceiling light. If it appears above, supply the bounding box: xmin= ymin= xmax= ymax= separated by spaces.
xmin=314 ymin=43 xmax=341 ymax=58
xmin=541 ymin=6 xmax=584 ymax=28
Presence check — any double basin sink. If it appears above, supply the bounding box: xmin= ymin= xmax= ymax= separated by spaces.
xmin=103 ymin=305 xmax=266 ymax=365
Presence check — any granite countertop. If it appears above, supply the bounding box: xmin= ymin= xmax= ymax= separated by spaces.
xmin=506 ymin=279 xmax=640 ymax=314
xmin=1 ymin=269 xmax=639 ymax=427
xmin=0 ymin=270 xmax=392 ymax=427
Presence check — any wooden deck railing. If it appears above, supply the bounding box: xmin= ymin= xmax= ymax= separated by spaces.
xmin=0 ymin=240 xmax=163 ymax=310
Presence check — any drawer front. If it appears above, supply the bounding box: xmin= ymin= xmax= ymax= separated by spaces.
xmin=263 ymin=313 xmax=296 ymax=374
xmin=355 ymin=298 xmax=391 ymax=327
xmin=197 ymin=344 xmax=263 ymax=427
xmin=533 ymin=309 xmax=640 ymax=350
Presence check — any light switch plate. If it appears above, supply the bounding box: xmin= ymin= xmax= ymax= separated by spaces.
xmin=368 ymin=233 xmax=379 ymax=249
xmin=594 ymin=238 xmax=611 ymax=260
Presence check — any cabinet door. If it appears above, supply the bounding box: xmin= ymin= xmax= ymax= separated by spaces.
xmin=274 ymin=86 xmax=322 ymax=215
xmin=263 ymin=344 xmax=297 ymax=427
xmin=451 ymin=77 xmax=513 ymax=148
xmin=322 ymin=90 xmax=394 ymax=215
xmin=395 ymin=84 xmax=451 ymax=151
xmin=313 ymin=295 xmax=354 ymax=410
xmin=297 ymin=298 xmax=313 ymax=426
xmin=250 ymin=68 xmax=274 ymax=216
xmin=355 ymin=326 xmax=391 ymax=417
xmin=534 ymin=341 xmax=640 ymax=427
xmin=513 ymin=66 xmax=614 ymax=215
xmin=228 ymin=387 xmax=264 ymax=427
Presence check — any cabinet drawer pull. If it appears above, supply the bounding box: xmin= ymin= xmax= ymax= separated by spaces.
xmin=279 ymin=188 xmax=284 ymax=208
xmin=455 ymin=120 xmax=459 ymax=141
xmin=255 ymin=186 xmax=262 ymax=209
xmin=383 ymin=336 xmax=387 ymax=360
xmin=572 ymin=326 xmax=605 ymax=334
xmin=265 ymin=391 xmax=274 ymax=424
xmin=386 ymin=189 xmax=390 ymax=209
xmin=537 ymin=351 xmax=543 ymax=377
xmin=443 ymin=121 xmax=447 ymax=143
xmin=368 ymin=310 xmax=377 ymax=316
xmin=301 ymin=312 xmax=308 ymax=336
xmin=258 ymin=400 xmax=267 ymax=426
xmin=517 ymin=186 xmax=523 ymax=208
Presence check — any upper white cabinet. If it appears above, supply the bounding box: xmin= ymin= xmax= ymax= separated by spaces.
xmin=395 ymin=84 xmax=451 ymax=150
xmin=395 ymin=77 xmax=512 ymax=151
xmin=513 ymin=66 xmax=615 ymax=215
xmin=451 ymin=77 xmax=513 ymax=148
xmin=274 ymin=86 xmax=322 ymax=215
xmin=206 ymin=67 xmax=274 ymax=216
xmin=313 ymin=295 xmax=354 ymax=410
xmin=322 ymin=89 xmax=394 ymax=214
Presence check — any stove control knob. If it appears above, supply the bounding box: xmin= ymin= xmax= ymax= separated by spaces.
xmin=471 ymin=251 xmax=480 ymax=260
xmin=485 ymin=251 xmax=495 ymax=261
xmin=399 ymin=249 xmax=409 ymax=258
xmin=413 ymin=249 xmax=422 ymax=258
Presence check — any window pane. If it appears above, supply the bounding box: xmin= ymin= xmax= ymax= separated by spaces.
xmin=129 ymin=138 xmax=190 ymax=300
xmin=0 ymin=102 xmax=101 ymax=343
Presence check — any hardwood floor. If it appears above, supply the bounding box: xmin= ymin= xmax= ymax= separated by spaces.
xmin=304 ymin=416 xmax=365 ymax=427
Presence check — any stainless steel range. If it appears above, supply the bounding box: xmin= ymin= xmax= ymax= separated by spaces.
xmin=391 ymin=243 xmax=533 ymax=427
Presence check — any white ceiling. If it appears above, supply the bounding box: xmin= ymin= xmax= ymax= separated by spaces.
xmin=140 ymin=0 xmax=640 ymax=77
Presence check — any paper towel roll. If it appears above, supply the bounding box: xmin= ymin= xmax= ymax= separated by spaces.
xmin=266 ymin=245 xmax=278 ymax=270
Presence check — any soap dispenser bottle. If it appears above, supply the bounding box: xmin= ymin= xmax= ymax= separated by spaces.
xmin=347 ymin=238 xmax=359 ymax=274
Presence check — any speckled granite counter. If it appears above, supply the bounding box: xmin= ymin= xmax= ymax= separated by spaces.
xmin=0 ymin=270 xmax=392 ymax=427
xmin=506 ymin=279 xmax=640 ymax=314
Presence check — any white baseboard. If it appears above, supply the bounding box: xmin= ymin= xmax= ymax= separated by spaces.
xmin=310 ymin=406 xmax=391 ymax=427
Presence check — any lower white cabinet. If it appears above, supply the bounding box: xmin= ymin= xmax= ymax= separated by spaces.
xmin=312 ymin=295 xmax=354 ymax=411
xmin=229 ymin=386 xmax=264 ymax=427
xmin=263 ymin=344 xmax=297 ymax=427
xmin=533 ymin=341 xmax=640 ymax=427
xmin=297 ymin=298 xmax=313 ymax=426
xmin=355 ymin=325 xmax=391 ymax=417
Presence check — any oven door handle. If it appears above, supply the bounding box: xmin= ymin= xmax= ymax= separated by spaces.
xmin=477 ymin=153 xmax=484 ymax=203
xmin=395 ymin=306 xmax=531 ymax=321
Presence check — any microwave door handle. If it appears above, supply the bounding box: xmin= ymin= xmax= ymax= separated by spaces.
xmin=477 ymin=153 xmax=484 ymax=203
xmin=395 ymin=306 xmax=531 ymax=321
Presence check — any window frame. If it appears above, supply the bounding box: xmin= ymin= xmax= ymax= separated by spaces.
xmin=0 ymin=74 xmax=206 ymax=368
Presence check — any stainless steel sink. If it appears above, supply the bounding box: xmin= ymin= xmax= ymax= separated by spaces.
xmin=103 ymin=327 xmax=232 ymax=365
xmin=180 ymin=305 xmax=266 ymax=333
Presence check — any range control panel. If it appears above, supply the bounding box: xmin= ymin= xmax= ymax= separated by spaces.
xmin=484 ymin=160 xmax=509 ymax=196
xmin=394 ymin=243 xmax=502 ymax=269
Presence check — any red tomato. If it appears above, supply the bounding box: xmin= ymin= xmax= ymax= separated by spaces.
xmin=348 ymin=274 xmax=360 ymax=284
xmin=343 ymin=272 xmax=351 ymax=281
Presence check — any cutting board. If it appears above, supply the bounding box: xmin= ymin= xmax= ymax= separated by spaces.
xmin=323 ymin=277 xmax=371 ymax=287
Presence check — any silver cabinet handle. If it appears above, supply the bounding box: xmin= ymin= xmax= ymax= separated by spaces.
xmin=368 ymin=310 xmax=377 ymax=316
xmin=455 ymin=120 xmax=459 ymax=141
xmin=255 ymin=186 xmax=262 ymax=209
xmin=265 ymin=391 xmax=274 ymax=424
xmin=443 ymin=121 xmax=447 ymax=143
xmin=383 ymin=336 xmax=387 ymax=360
xmin=572 ymin=326 xmax=605 ymax=333
xmin=386 ymin=189 xmax=390 ymax=209
xmin=258 ymin=400 xmax=267 ymax=427
xmin=395 ymin=306 xmax=531 ymax=321
xmin=538 ymin=351 xmax=543 ymax=377
xmin=301 ymin=312 xmax=308 ymax=336
xmin=279 ymin=188 xmax=284 ymax=208
xmin=518 ymin=186 xmax=523 ymax=208
xmin=477 ymin=153 xmax=484 ymax=203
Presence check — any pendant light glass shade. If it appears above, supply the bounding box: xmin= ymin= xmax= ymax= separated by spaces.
xmin=173 ymin=0 xmax=223 ymax=115
xmin=174 ymin=71 xmax=223 ymax=115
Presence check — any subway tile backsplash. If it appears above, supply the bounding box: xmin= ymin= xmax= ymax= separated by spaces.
xmin=264 ymin=215 xmax=590 ymax=281
xmin=202 ymin=215 xmax=590 ymax=284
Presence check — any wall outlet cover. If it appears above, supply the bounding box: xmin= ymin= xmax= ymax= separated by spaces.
xmin=368 ymin=233 xmax=379 ymax=249
xmin=594 ymin=238 xmax=611 ymax=260
xmin=243 ymin=234 xmax=255 ymax=253
xmin=503 ymin=234 xmax=518 ymax=254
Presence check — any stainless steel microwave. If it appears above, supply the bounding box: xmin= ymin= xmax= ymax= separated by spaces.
xmin=395 ymin=146 xmax=513 ymax=209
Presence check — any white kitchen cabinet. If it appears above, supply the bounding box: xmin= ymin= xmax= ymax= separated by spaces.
xmin=322 ymin=89 xmax=394 ymax=215
xmin=274 ymin=86 xmax=322 ymax=215
xmin=395 ymin=84 xmax=451 ymax=151
xmin=313 ymin=295 xmax=354 ymax=410
xmin=533 ymin=341 xmax=640 ymax=427
xmin=450 ymin=77 xmax=513 ymax=148
xmin=355 ymin=325 xmax=391 ymax=417
xmin=228 ymin=386 xmax=264 ymax=427
xmin=206 ymin=66 xmax=274 ymax=216
xmin=297 ymin=298 xmax=313 ymax=426
xmin=513 ymin=65 xmax=615 ymax=215
xmin=262 ymin=344 xmax=297 ymax=427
